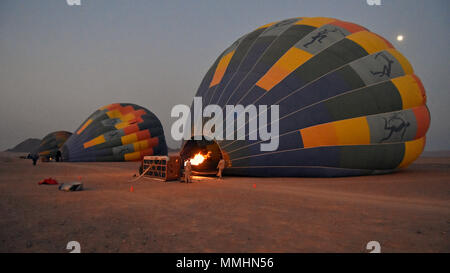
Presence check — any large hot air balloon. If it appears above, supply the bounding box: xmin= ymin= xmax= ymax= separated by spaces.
xmin=61 ymin=103 xmax=167 ymax=161
xmin=37 ymin=131 xmax=72 ymax=161
xmin=181 ymin=17 xmax=430 ymax=177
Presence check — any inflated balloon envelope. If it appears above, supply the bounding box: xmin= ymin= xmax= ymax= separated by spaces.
xmin=61 ymin=103 xmax=168 ymax=162
xmin=37 ymin=131 xmax=72 ymax=161
xmin=186 ymin=17 xmax=430 ymax=177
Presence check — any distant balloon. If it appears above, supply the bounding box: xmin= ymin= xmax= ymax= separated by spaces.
xmin=187 ymin=17 xmax=430 ymax=177
xmin=61 ymin=103 xmax=168 ymax=161
xmin=37 ymin=131 xmax=72 ymax=160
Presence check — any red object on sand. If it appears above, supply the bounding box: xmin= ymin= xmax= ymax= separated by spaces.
xmin=38 ymin=178 xmax=58 ymax=185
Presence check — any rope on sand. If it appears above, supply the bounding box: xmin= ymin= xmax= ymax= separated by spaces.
xmin=127 ymin=166 xmax=152 ymax=183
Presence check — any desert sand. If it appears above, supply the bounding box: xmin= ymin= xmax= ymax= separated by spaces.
xmin=0 ymin=151 xmax=448 ymax=253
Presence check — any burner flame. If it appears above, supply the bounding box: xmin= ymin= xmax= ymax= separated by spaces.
xmin=186 ymin=151 xmax=211 ymax=166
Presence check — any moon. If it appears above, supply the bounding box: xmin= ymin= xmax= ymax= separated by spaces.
xmin=397 ymin=35 xmax=404 ymax=42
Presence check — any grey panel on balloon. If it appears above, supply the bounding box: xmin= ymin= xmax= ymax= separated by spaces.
xmin=260 ymin=18 xmax=301 ymax=37
xmin=350 ymin=51 xmax=405 ymax=86
xmin=339 ymin=143 xmax=405 ymax=170
xmin=222 ymin=34 xmax=248 ymax=56
xmin=90 ymin=110 xmax=108 ymax=122
xmin=101 ymin=118 xmax=121 ymax=127
xmin=113 ymin=144 xmax=135 ymax=156
xmin=295 ymin=24 xmax=350 ymax=55
xmin=103 ymin=129 xmax=125 ymax=142
xmin=366 ymin=109 xmax=417 ymax=143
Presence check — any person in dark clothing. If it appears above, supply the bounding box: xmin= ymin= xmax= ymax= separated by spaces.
xmin=55 ymin=150 xmax=61 ymax=162
xmin=31 ymin=154 xmax=38 ymax=166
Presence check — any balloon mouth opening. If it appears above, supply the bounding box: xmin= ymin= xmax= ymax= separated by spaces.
xmin=180 ymin=136 xmax=223 ymax=175
xmin=40 ymin=156 xmax=51 ymax=162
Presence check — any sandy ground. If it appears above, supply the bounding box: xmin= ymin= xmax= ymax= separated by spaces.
xmin=0 ymin=151 xmax=449 ymax=253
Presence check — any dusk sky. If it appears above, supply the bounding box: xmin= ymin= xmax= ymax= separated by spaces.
xmin=0 ymin=0 xmax=448 ymax=150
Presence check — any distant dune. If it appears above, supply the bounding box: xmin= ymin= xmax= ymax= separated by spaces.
xmin=6 ymin=138 xmax=41 ymax=153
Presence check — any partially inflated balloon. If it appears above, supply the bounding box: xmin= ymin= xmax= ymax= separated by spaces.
xmin=61 ymin=103 xmax=167 ymax=161
xmin=189 ymin=17 xmax=430 ymax=177
xmin=37 ymin=131 xmax=72 ymax=160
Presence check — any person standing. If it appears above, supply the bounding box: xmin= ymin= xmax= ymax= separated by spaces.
xmin=31 ymin=153 xmax=38 ymax=166
xmin=217 ymin=159 xmax=225 ymax=179
xmin=55 ymin=150 xmax=62 ymax=162
xmin=184 ymin=160 xmax=192 ymax=183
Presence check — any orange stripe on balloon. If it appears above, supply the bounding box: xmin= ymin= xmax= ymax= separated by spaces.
xmin=128 ymin=117 xmax=143 ymax=125
xmin=372 ymin=32 xmax=393 ymax=48
xmin=125 ymin=148 xmax=154 ymax=161
xmin=121 ymin=133 xmax=138 ymax=145
xmin=256 ymin=47 xmax=313 ymax=91
xmin=124 ymin=151 xmax=142 ymax=161
xmin=105 ymin=103 xmax=121 ymax=111
xmin=391 ymin=75 xmax=424 ymax=109
xmin=294 ymin=17 xmax=336 ymax=27
xmin=411 ymin=74 xmax=427 ymax=103
xmin=76 ymin=119 xmax=92 ymax=135
xmin=123 ymin=124 xmax=139 ymax=135
xmin=398 ymin=137 xmax=425 ymax=168
xmin=413 ymin=106 xmax=430 ymax=139
xmin=209 ymin=50 xmax=235 ymax=87
xmin=133 ymin=139 xmax=149 ymax=152
xmin=136 ymin=130 xmax=151 ymax=140
xmin=300 ymin=117 xmax=370 ymax=148
xmin=147 ymin=137 xmax=159 ymax=148
xmin=329 ymin=20 xmax=366 ymax=33
xmin=300 ymin=123 xmax=338 ymax=148
xmin=83 ymin=135 xmax=106 ymax=149
xmin=256 ymin=21 xmax=277 ymax=30
xmin=135 ymin=109 xmax=146 ymax=116
xmin=100 ymin=103 xmax=119 ymax=111
xmin=118 ymin=105 xmax=134 ymax=115
xmin=140 ymin=148 xmax=154 ymax=157
xmin=346 ymin=31 xmax=392 ymax=54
